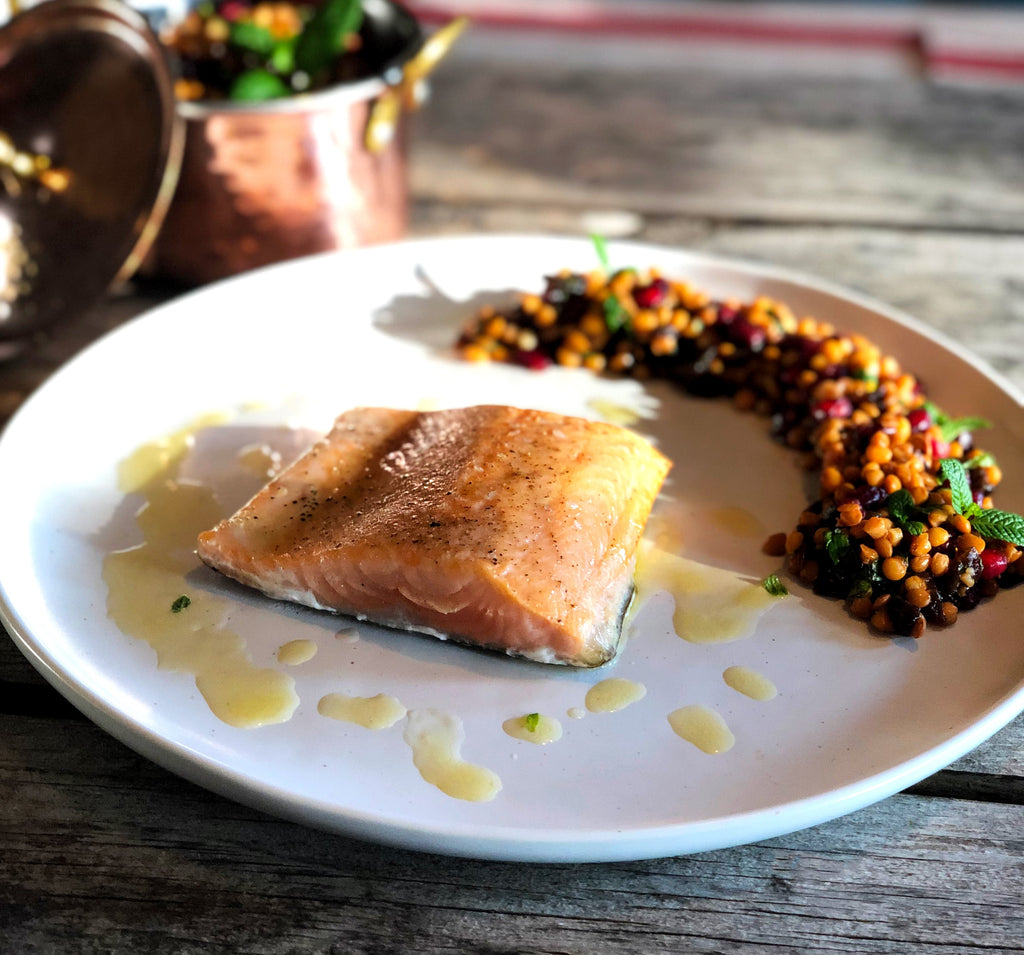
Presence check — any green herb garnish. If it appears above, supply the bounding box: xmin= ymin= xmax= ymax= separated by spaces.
xmin=885 ymin=489 xmax=925 ymax=537
xmin=923 ymin=401 xmax=991 ymax=444
xmin=762 ymin=574 xmax=788 ymax=597
xmin=230 ymin=20 xmax=275 ymax=54
xmin=295 ymin=0 xmax=363 ymax=76
xmin=935 ymin=458 xmax=1024 ymax=545
xmin=270 ymin=39 xmax=298 ymax=75
xmin=590 ymin=234 xmax=631 ymax=331
xmin=964 ymin=452 xmax=997 ymax=470
xmin=848 ymin=577 xmax=874 ymax=600
xmin=939 ymin=457 xmax=974 ymax=515
xmin=969 ymin=509 xmax=1024 ymax=546
xmin=824 ymin=528 xmax=850 ymax=566
xmin=603 ymin=295 xmax=629 ymax=333
xmin=229 ymin=69 xmax=291 ymax=102
xmin=590 ymin=233 xmax=611 ymax=272
xmin=170 ymin=595 xmax=191 ymax=613
xmin=523 ymin=712 xmax=541 ymax=732
xmin=851 ymin=362 xmax=879 ymax=383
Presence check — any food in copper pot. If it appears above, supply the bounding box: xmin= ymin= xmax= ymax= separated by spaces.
xmin=162 ymin=0 xmax=381 ymax=101
xmin=197 ymin=405 xmax=672 ymax=666
xmin=455 ymin=237 xmax=1024 ymax=638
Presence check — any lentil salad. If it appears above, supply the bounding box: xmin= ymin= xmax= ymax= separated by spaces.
xmin=455 ymin=252 xmax=1024 ymax=638
xmin=163 ymin=0 xmax=369 ymax=102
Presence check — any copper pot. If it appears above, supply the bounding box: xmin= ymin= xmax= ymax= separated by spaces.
xmin=150 ymin=0 xmax=447 ymax=285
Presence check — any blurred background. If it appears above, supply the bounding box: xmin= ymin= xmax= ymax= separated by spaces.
xmin=6 ymin=0 xmax=1024 ymax=87
xmin=400 ymin=1 xmax=1024 ymax=86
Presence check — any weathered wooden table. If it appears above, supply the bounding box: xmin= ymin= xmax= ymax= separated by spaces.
xmin=3 ymin=33 xmax=1024 ymax=953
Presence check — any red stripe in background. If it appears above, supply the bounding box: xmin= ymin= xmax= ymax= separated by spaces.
xmin=407 ymin=4 xmax=921 ymax=51
xmin=929 ymin=51 xmax=1024 ymax=77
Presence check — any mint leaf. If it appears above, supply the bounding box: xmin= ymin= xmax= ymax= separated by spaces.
xmin=969 ymin=509 xmax=1024 ymax=546
xmin=923 ymin=401 xmax=991 ymax=443
xmin=270 ymin=38 xmax=297 ymax=74
xmin=824 ymin=528 xmax=850 ymax=566
xmin=964 ymin=452 xmax=997 ymax=470
xmin=886 ymin=489 xmax=925 ymax=537
xmin=590 ymin=233 xmax=611 ymax=272
xmin=524 ymin=712 xmax=540 ymax=732
xmin=852 ymin=365 xmax=878 ymax=382
xmin=848 ymin=577 xmax=873 ymax=599
xmin=170 ymin=595 xmax=191 ymax=613
xmin=230 ymin=20 xmax=275 ymax=54
xmin=229 ymin=69 xmax=291 ymax=101
xmin=295 ymin=0 xmax=363 ymax=75
xmin=603 ymin=295 xmax=629 ymax=333
xmin=762 ymin=574 xmax=788 ymax=597
xmin=939 ymin=458 xmax=973 ymax=515
xmin=938 ymin=416 xmax=992 ymax=443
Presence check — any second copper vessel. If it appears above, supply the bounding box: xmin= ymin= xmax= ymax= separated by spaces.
xmin=151 ymin=0 xmax=425 ymax=285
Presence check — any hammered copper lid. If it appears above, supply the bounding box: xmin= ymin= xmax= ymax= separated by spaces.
xmin=0 ymin=0 xmax=182 ymax=350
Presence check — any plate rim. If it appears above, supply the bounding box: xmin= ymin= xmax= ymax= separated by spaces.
xmin=2 ymin=233 xmax=1023 ymax=862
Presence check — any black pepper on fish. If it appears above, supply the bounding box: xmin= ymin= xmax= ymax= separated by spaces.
xmin=456 ymin=258 xmax=1024 ymax=638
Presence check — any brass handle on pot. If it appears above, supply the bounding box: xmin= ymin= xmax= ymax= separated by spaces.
xmin=365 ymin=16 xmax=467 ymax=153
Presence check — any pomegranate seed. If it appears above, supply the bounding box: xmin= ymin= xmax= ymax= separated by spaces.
xmin=634 ymin=279 xmax=669 ymax=309
xmin=792 ymin=336 xmax=820 ymax=361
xmin=728 ymin=318 xmax=766 ymax=351
xmin=515 ymin=349 xmax=551 ymax=371
xmin=717 ymin=304 xmax=739 ymax=324
xmin=930 ymin=437 xmax=949 ymax=459
xmin=853 ymin=485 xmax=887 ymax=509
xmin=907 ymin=408 xmax=931 ymax=432
xmin=981 ymin=550 xmax=1008 ymax=579
xmin=219 ymin=0 xmax=248 ymax=20
xmin=811 ymin=397 xmax=853 ymax=420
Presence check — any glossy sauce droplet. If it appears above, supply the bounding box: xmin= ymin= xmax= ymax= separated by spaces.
xmin=668 ymin=705 xmax=735 ymax=754
xmin=585 ymin=678 xmax=646 ymax=713
xmin=709 ymin=505 xmax=764 ymax=538
xmin=566 ymin=707 xmax=587 ymax=720
xmin=237 ymin=442 xmax=282 ymax=479
xmin=335 ymin=628 xmax=360 ymax=643
xmin=586 ymin=397 xmax=640 ymax=427
xmin=117 ymin=413 xmax=228 ymax=493
xmin=635 ymin=541 xmax=778 ymax=644
xmin=643 ymin=505 xmax=687 ymax=555
xmin=723 ymin=665 xmax=778 ymax=701
xmin=104 ymin=417 xmax=298 ymax=728
xmin=502 ymin=714 xmax=562 ymax=744
xmin=403 ymin=709 xmax=502 ymax=802
xmin=277 ymin=639 xmax=317 ymax=665
xmin=318 ymin=692 xmax=407 ymax=729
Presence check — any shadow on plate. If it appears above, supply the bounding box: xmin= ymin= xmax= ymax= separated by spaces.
xmin=371 ymin=264 xmax=520 ymax=355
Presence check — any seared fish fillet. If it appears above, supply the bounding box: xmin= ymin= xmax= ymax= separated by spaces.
xmin=197 ymin=406 xmax=671 ymax=666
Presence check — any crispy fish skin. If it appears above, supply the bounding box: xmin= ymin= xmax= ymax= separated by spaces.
xmin=197 ymin=406 xmax=671 ymax=666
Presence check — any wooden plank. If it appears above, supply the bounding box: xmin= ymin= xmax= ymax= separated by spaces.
xmin=0 ymin=634 xmax=42 ymax=685
xmin=1 ymin=714 xmax=1022 ymax=954
xmin=413 ymin=46 xmax=1024 ymax=231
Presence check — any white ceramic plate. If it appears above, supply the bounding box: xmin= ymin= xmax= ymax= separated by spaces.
xmin=3 ymin=235 xmax=1024 ymax=862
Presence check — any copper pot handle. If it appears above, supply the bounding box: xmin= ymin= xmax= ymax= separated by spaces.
xmin=365 ymin=15 xmax=467 ymax=153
